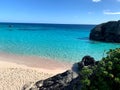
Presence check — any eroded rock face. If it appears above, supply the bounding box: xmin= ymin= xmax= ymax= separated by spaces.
xmin=89 ymin=20 xmax=120 ymax=43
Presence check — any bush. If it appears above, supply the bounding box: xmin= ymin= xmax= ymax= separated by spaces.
xmin=80 ymin=48 xmax=120 ymax=90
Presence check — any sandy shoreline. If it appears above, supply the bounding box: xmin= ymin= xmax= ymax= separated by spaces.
xmin=0 ymin=53 xmax=72 ymax=90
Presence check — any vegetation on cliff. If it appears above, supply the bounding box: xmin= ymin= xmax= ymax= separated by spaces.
xmin=80 ymin=48 xmax=120 ymax=90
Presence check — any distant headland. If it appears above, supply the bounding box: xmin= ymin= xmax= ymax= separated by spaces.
xmin=90 ymin=20 xmax=120 ymax=43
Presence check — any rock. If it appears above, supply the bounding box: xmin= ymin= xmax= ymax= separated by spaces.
xmin=23 ymin=55 xmax=97 ymax=90
xmin=89 ymin=20 xmax=120 ymax=43
xmin=23 ymin=70 xmax=79 ymax=90
xmin=81 ymin=55 xmax=95 ymax=66
xmin=78 ymin=55 xmax=96 ymax=70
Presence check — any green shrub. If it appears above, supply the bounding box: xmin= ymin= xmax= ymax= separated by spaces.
xmin=80 ymin=48 xmax=120 ymax=90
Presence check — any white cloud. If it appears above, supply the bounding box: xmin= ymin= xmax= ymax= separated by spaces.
xmin=92 ymin=0 xmax=101 ymax=2
xmin=103 ymin=11 xmax=120 ymax=15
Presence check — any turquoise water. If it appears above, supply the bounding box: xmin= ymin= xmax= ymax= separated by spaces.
xmin=0 ymin=23 xmax=120 ymax=62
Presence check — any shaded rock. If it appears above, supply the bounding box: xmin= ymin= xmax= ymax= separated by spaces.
xmin=89 ymin=20 xmax=120 ymax=43
xmin=23 ymin=70 xmax=79 ymax=90
xmin=81 ymin=55 xmax=95 ymax=66
xmin=78 ymin=55 xmax=95 ymax=70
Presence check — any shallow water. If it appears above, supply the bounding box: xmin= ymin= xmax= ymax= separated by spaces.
xmin=0 ymin=23 xmax=120 ymax=62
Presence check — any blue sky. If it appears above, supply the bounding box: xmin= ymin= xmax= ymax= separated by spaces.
xmin=0 ymin=0 xmax=120 ymax=24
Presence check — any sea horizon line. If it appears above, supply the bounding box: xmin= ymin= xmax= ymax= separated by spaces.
xmin=0 ymin=22 xmax=96 ymax=26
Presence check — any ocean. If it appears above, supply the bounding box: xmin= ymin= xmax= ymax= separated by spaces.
xmin=0 ymin=23 xmax=120 ymax=63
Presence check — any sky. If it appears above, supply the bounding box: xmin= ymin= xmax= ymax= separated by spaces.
xmin=0 ymin=0 xmax=120 ymax=24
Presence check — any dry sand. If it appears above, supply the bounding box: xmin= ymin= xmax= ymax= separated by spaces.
xmin=0 ymin=54 xmax=72 ymax=90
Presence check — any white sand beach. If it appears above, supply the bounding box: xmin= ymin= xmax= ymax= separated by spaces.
xmin=0 ymin=54 xmax=72 ymax=90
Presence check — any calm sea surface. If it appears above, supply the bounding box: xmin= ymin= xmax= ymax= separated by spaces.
xmin=0 ymin=23 xmax=120 ymax=62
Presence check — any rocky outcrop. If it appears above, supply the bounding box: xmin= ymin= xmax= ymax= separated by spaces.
xmin=23 ymin=56 xmax=97 ymax=90
xmin=89 ymin=20 xmax=120 ymax=43
xmin=78 ymin=55 xmax=96 ymax=70
xmin=22 ymin=70 xmax=79 ymax=90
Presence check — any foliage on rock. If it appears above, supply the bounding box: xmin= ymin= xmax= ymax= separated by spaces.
xmin=80 ymin=48 xmax=120 ymax=90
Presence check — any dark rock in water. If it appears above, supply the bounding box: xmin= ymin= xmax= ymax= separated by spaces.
xmin=78 ymin=55 xmax=95 ymax=70
xmin=23 ymin=70 xmax=80 ymax=90
xmin=89 ymin=20 xmax=120 ymax=43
